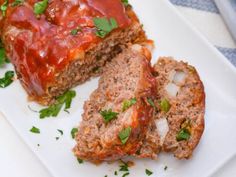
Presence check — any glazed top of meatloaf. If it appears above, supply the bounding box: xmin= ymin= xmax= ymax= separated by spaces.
xmin=0 ymin=0 xmax=136 ymax=98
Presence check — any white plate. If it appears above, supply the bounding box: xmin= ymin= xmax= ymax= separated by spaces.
xmin=1 ymin=0 xmax=236 ymax=177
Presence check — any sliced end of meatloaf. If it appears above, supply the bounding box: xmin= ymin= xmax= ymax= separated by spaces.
xmin=152 ymin=57 xmax=205 ymax=159
xmin=73 ymin=45 xmax=156 ymax=162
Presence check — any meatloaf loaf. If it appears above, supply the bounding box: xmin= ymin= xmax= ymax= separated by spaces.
xmin=151 ymin=57 xmax=205 ymax=159
xmin=0 ymin=0 xmax=146 ymax=105
xmin=73 ymin=45 xmax=157 ymax=162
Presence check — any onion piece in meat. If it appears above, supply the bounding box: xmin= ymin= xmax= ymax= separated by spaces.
xmin=173 ymin=71 xmax=186 ymax=84
xmin=155 ymin=117 xmax=169 ymax=145
xmin=165 ymin=82 xmax=179 ymax=97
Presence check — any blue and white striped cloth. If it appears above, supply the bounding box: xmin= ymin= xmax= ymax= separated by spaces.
xmin=169 ymin=0 xmax=236 ymax=66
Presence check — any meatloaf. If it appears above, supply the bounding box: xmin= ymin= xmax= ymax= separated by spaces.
xmin=152 ymin=57 xmax=205 ymax=159
xmin=0 ymin=0 xmax=146 ymax=105
xmin=73 ymin=45 xmax=156 ymax=162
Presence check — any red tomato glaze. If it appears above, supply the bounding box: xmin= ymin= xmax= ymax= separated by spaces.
xmin=0 ymin=0 xmax=131 ymax=98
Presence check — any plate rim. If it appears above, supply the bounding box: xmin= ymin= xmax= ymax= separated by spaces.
xmin=1 ymin=0 xmax=236 ymax=177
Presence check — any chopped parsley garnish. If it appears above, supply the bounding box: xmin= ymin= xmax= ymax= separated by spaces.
xmin=93 ymin=17 xmax=118 ymax=38
xmin=160 ymin=98 xmax=171 ymax=113
xmin=30 ymin=126 xmax=40 ymax=134
xmin=71 ymin=127 xmax=78 ymax=139
xmin=119 ymin=161 xmax=131 ymax=177
xmin=145 ymin=169 xmax=153 ymax=176
xmin=37 ymin=144 xmax=40 ymax=146
xmin=0 ymin=71 xmax=14 ymax=88
xmin=100 ymin=109 xmax=119 ymax=123
xmin=121 ymin=0 xmax=129 ymax=6
xmin=147 ymin=98 xmax=156 ymax=110
xmin=77 ymin=158 xmax=83 ymax=164
xmin=0 ymin=0 xmax=8 ymax=17
xmin=104 ymin=175 xmax=108 ymax=177
xmin=57 ymin=129 xmax=63 ymax=135
xmin=0 ymin=46 xmax=9 ymax=66
xmin=39 ymin=90 xmax=76 ymax=119
xmin=11 ymin=0 xmax=24 ymax=7
xmin=122 ymin=173 xmax=129 ymax=177
xmin=71 ymin=26 xmax=82 ymax=35
xmin=114 ymin=171 xmax=118 ymax=175
xmin=55 ymin=137 xmax=59 ymax=140
xmin=119 ymin=161 xmax=129 ymax=172
xmin=122 ymin=98 xmax=137 ymax=112
xmin=119 ymin=126 xmax=131 ymax=144
xmin=34 ymin=0 xmax=48 ymax=15
xmin=176 ymin=128 xmax=190 ymax=141
xmin=164 ymin=166 xmax=168 ymax=170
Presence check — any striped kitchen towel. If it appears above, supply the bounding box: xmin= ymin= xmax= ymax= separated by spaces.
xmin=169 ymin=0 xmax=236 ymax=66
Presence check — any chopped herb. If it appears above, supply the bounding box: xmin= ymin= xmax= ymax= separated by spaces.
xmin=119 ymin=126 xmax=131 ymax=145
xmin=147 ymin=98 xmax=156 ymax=110
xmin=121 ymin=0 xmax=129 ymax=6
xmin=11 ymin=0 xmax=24 ymax=7
xmin=160 ymin=98 xmax=171 ymax=113
xmin=55 ymin=137 xmax=59 ymax=140
xmin=77 ymin=158 xmax=83 ymax=164
xmin=34 ymin=0 xmax=48 ymax=15
xmin=30 ymin=126 xmax=40 ymax=134
xmin=122 ymin=172 xmax=129 ymax=177
xmin=145 ymin=169 xmax=153 ymax=176
xmin=71 ymin=127 xmax=78 ymax=139
xmin=114 ymin=171 xmax=118 ymax=175
xmin=0 ymin=48 xmax=8 ymax=66
xmin=57 ymin=129 xmax=63 ymax=135
xmin=93 ymin=17 xmax=118 ymax=38
xmin=5 ymin=58 xmax=10 ymax=63
xmin=71 ymin=26 xmax=82 ymax=35
xmin=100 ymin=109 xmax=119 ymax=123
xmin=122 ymin=98 xmax=137 ymax=112
xmin=0 ymin=0 xmax=8 ymax=17
xmin=164 ymin=166 xmax=168 ymax=170
xmin=39 ymin=104 xmax=62 ymax=118
xmin=176 ymin=128 xmax=190 ymax=141
xmin=0 ymin=71 xmax=14 ymax=88
xmin=104 ymin=176 xmax=108 ymax=177
xmin=71 ymin=29 xmax=78 ymax=35
xmin=119 ymin=160 xmax=129 ymax=172
xmin=37 ymin=144 xmax=40 ymax=146
xmin=39 ymin=90 xmax=76 ymax=119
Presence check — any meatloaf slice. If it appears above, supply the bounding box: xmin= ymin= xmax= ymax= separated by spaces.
xmin=152 ymin=57 xmax=205 ymax=159
xmin=0 ymin=0 xmax=146 ymax=105
xmin=73 ymin=45 xmax=156 ymax=162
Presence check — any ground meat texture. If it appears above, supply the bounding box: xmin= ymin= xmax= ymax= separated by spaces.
xmin=73 ymin=46 xmax=156 ymax=162
xmin=0 ymin=0 xmax=146 ymax=105
xmin=133 ymin=120 xmax=161 ymax=159
xmin=153 ymin=57 xmax=205 ymax=159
